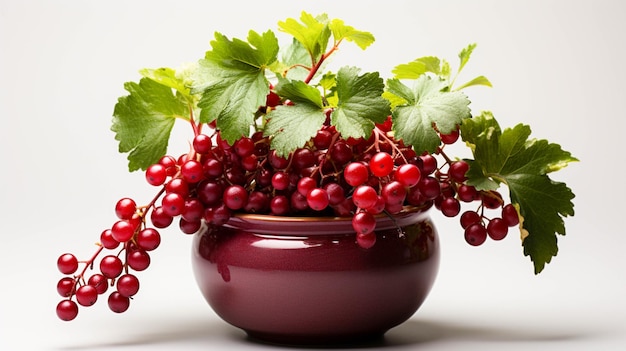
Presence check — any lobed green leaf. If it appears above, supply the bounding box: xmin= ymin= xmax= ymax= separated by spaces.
xmin=111 ymin=78 xmax=188 ymax=171
xmin=329 ymin=18 xmax=375 ymax=50
xmin=392 ymin=56 xmax=442 ymax=80
xmin=388 ymin=75 xmax=471 ymax=153
xmin=458 ymin=43 xmax=477 ymax=74
xmin=331 ymin=66 xmax=390 ymax=140
xmin=192 ymin=30 xmax=279 ymax=143
xmin=139 ymin=67 xmax=191 ymax=98
xmin=277 ymin=11 xmax=331 ymax=62
xmin=264 ymin=104 xmax=326 ymax=157
xmin=455 ymin=75 xmax=493 ymax=90
xmin=275 ymin=78 xmax=324 ymax=108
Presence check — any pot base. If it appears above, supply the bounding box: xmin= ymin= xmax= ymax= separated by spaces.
xmin=245 ymin=330 xmax=386 ymax=347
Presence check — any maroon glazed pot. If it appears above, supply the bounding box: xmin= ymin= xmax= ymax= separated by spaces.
xmin=191 ymin=208 xmax=440 ymax=345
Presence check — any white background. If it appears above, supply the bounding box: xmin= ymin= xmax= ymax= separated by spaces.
xmin=1 ymin=0 xmax=625 ymax=350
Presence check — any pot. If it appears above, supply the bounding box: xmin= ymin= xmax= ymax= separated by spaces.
xmin=191 ymin=208 xmax=439 ymax=345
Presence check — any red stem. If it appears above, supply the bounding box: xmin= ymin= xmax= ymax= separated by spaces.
xmin=67 ymin=244 xmax=104 ymax=301
xmin=303 ymin=41 xmax=341 ymax=84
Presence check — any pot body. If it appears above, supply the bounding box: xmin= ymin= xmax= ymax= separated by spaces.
xmin=191 ymin=209 xmax=439 ymax=345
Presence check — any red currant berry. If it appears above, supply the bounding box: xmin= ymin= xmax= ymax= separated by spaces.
xmin=192 ymin=134 xmax=212 ymax=154
xmin=117 ymin=274 xmax=140 ymax=298
xmin=382 ymin=181 xmax=407 ymax=206
xmin=145 ymin=163 xmax=167 ymax=186
xmin=366 ymin=195 xmax=386 ymax=215
xmin=344 ymin=162 xmax=369 ymax=187
xmin=115 ymin=197 xmax=136 ymax=220
xmin=57 ymin=277 xmax=75 ymax=297
xmin=352 ymin=185 xmax=378 ymax=210
xmin=271 ymin=171 xmax=290 ymax=191
xmin=179 ymin=217 xmax=202 ymax=234
xmin=223 ymin=185 xmax=248 ymax=210
xmin=269 ymin=195 xmax=290 ymax=215
xmin=457 ymin=184 xmax=478 ymax=202
xmin=460 ymin=210 xmax=482 ymax=229
xmin=502 ymin=204 xmax=520 ymax=227
xmin=297 ymin=177 xmax=317 ymax=197
xmin=420 ymin=154 xmax=437 ymax=175
xmin=464 ymin=223 xmax=487 ymax=246
xmin=313 ymin=129 xmax=332 ymax=149
xmin=440 ymin=197 xmax=461 ymax=217
xmin=352 ymin=211 xmax=376 ymax=235
xmin=440 ymin=127 xmax=460 ymax=144
xmin=418 ymin=176 xmax=441 ymax=200
xmin=449 ymin=161 xmax=469 ymax=182
xmin=100 ymin=255 xmax=123 ymax=279
xmin=136 ymin=228 xmax=161 ymax=251
xmin=487 ymin=218 xmax=509 ymax=240
xmin=76 ymin=285 xmax=98 ymax=307
xmin=127 ymin=249 xmax=150 ymax=271
xmin=181 ymin=160 xmax=204 ymax=183
xmin=481 ymin=190 xmax=503 ymax=209
xmin=323 ymin=182 xmax=346 ymax=206
xmin=108 ymin=292 xmax=130 ymax=313
xmin=161 ymin=192 xmax=185 ymax=217
xmin=56 ymin=300 xmax=79 ymax=321
xmin=99 ymin=229 xmax=120 ymax=250
xmin=150 ymin=206 xmax=173 ymax=228
xmin=111 ymin=220 xmax=135 ymax=243
xmin=57 ymin=253 xmax=79 ymax=275
xmin=87 ymin=274 xmax=108 ymax=295
xmin=233 ymin=137 xmax=255 ymax=157
xmin=165 ymin=178 xmax=190 ymax=197
xmin=306 ymin=188 xmax=329 ymax=211
xmin=158 ymin=155 xmax=177 ymax=169
xmin=181 ymin=198 xmax=204 ymax=223
xmin=395 ymin=164 xmax=421 ymax=187
xmin=369 ymin=152 xmax=394 ymax=177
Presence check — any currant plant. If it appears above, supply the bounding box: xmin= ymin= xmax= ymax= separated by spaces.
xmin=55 ymin=11 xmax=577 ymax=321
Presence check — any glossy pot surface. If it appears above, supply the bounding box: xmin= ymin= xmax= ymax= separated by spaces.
xmin=192 ymin=209 xmax=439 ymax=345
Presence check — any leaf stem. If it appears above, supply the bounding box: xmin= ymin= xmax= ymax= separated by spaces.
xmin=304 ymin=42 xmax=341 ymax=84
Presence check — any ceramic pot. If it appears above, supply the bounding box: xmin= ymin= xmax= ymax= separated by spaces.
xmin=191 ymin=208 xmax=439 ymax=345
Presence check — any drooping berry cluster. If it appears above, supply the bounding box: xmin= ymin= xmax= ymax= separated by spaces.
xmin=432 ymin=130 xmax=521 ymax=246
xmin=55 ymin=197 xmax=160 ymax=321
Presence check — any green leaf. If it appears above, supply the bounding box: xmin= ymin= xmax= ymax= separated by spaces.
xmin=392 ymin=56 xmax=442 ymax=80
xmin=329 ymin=18 xmax=375 ymax=50
xmin=112 ymin=77 xmax=188 ymax=171
xmin=192 ymin=30 xmax=279 ymax=143
xmin=277 ymin=38 xmax=312 ymax=81
xmin=455 ymin=75 xmax=493 ymax=90
xmin=458 ymin=43 xmax=477 ymax=74
xmin=275 ymin=78 xmax=324 ymax=108
xmin=318 ymin=71 xmax=337 ymax=92
xmin=509 ymin=174 xmax=575 ymax=273
xmin=278 ymin=11 xmax=331 ymax=62
xmin=388 ymin=75 xmax=471 ymax=153
xmin=331 ymin=66 xmax=390 ymax=139
xmin=460 ymin=112 xmax=578 ymax=273
xmin=264 ymin=104 xmax=326 ymax=157
xmin=139 ymin=67 xmax=191 ymax=98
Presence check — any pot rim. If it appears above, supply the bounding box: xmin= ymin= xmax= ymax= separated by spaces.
xmin=221 ymin=205 xmax=432 ymax=235
xmin=230 ymin=205 xmax=429 ymax=222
